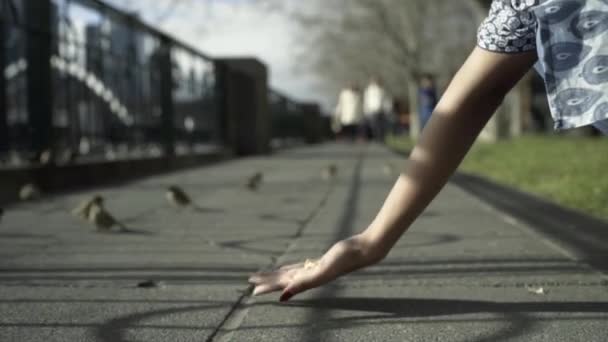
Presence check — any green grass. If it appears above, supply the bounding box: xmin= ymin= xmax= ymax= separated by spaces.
xmin=388 ymin=135 xmax=608 ymax=221
xmin=386 ymin=135 xmax=416 ymax=153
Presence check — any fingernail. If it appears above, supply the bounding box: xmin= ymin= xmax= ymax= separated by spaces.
xmin=280 ymin=291 xmax=294 ymax=302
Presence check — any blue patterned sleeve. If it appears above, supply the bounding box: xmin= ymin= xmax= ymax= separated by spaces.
xmin=477 ymin=0 xmax=538 ymax=53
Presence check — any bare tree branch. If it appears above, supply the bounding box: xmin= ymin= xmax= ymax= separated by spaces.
xmin=280 ymin=0 xmax=478 ymax=106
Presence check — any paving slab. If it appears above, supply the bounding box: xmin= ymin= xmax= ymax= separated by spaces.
xmin=0 ymin=143 xmax=607 ymax=342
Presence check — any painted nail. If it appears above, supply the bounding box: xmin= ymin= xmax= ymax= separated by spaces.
xmin=280 ymin=291 xmax=294 ymax=302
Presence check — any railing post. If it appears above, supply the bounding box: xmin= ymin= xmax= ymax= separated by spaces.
xmin=0 ymin=9 xmax=7 ymax=157
xmin=214 ymin=60 xmax=233 ymax=149
xmin=214 ymin=58 xmax=270 ymax=156
xmin=159 ymin=36 xmax=175 ymax=158
xmin=25 ymin=0 xmax=53 ymax=157
xmin=301 ymin=103 xmax=322 ymax=144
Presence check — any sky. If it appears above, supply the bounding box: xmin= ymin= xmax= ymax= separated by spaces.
xmin=104 ymin=0 xmax=326 ymax=107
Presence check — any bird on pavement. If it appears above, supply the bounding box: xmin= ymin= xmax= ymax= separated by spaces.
xmin=166 ymin=185 xmax=192 ymax=208
xmin=321 ymin=164 xmax=338 ymax=181
xmin=19 ymin=183 xmax=42 ymax=201
xmin=87 ymin=203 xmax=127 ymax=232
xmin=72 ymin=195 xmax=104 ymax=220
xmin=246 ymin=172 xmax=264 ymax=191
xmin=39 ymin=149 xmax=54 ymax=166
xmin=383 ymin=162 xmax=396 ymax=176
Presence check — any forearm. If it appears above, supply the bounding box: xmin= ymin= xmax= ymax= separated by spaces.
xmin=363 ymin=91 xmax=501 ymax=253
xmin=361 ymin=48 xmax=537 ymax=259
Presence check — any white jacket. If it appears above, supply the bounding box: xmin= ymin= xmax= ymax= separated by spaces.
xmin=363 ymin=82 xmax=391 ymax=117
xmin=334 ymin=89 xmax=363 ymax=126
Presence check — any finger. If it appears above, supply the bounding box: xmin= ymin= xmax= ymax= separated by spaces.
xmin=253 ymin=282 xmax=284 ymax=296
xmin=280 ymin=270 xmax=321 ymax=302
xmin=280 ymin=290 xmax=296 ymax=302
xmin=248 ymin=269 xmax=285 ymax=283
xmin=279 ymin=262 xmax=304 ymax=271
xmin=280 ymin=259 xmax=338 ymax=302
xmin=249 ymin=277 xmax=274 ymax=286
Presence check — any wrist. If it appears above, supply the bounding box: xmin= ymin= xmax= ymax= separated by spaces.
xmin=352 ymin=232 xmax=388 ymax=265
xmin=360 ymin=220 xmax=398 ymax=260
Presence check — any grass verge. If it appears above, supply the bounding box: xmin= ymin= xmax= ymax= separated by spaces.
xmin=387 ymin=134 xmax=608 ymax=221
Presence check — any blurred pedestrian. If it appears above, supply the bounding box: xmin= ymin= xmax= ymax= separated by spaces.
xmin=249 ymin=0 xmax=608 ymax=302
xmin=363 ymin=77 xmax=392 ymax=142
xmin=332 ymin=84 xmax=364 ymax=141
xmin=418 ymin=73 xmax=437 ymax=130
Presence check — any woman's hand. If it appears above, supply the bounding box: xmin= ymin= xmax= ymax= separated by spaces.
xmin=248 ymin=234 xmax=384 ymax=302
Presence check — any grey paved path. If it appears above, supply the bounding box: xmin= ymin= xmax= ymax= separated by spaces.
xmin=0 ymin=143 xmax=606 ymax=342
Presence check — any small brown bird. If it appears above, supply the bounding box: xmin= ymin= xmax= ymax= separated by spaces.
xmin=166 ymin=186 xmax=191 ymax=208
xmin=87 ymin=203 xmax=127 ymax=232
xmin=321 ymin=164 xmax=338 ymax=181
xmin=39 ymin=149 xmax=54 ymax=166
xmin=72 ymin=195 xmax=104 ymax=219
xmin=383 ymin=162 xmax=395 ymax=176
xmin=246 ymin=172 xmax=264 ymax=191
xmin=19 ymin=183 xmax=41 ymax=201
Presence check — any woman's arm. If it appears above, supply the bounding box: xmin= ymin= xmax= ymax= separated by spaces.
xmin=249 ymin=47 xmax=538 ymax=301
xmin=362 ymin=47 xmax=537 ymax=255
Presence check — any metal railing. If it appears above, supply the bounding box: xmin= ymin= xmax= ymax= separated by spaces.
xmin=1 ymin=0 xmax=220 ymax=166
xmin=0 ymin=0 xmax=325 ymax=167
xmin=269 ymin=89 xmax=305 ymax=144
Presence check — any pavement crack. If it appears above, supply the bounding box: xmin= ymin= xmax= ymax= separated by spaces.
xmin=206 ymin=177 xmax=337 ymax=342
xmin=204 ymin=284 xmax=254 ymax=342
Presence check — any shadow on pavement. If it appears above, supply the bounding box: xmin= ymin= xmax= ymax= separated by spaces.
xmin=288 ymin=297 xmax=607 ymax=342
xmin=451 ymin=173 xmax=608 ymax=273
xmin=289 ymin=297 xmax=608 ymax=317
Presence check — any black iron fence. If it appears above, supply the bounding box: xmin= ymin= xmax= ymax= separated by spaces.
xmin=269 ymin=89 xmax=305 ymax=144
xmin=0 ymin=0 xmax=325 ymax=167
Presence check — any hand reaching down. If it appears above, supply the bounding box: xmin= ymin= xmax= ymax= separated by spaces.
xmin=248 ymin=234 xmax=384 ymax=302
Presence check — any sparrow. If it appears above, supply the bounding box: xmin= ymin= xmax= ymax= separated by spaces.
xmin=321 ymin=164 xmax=338 ymax=180
xmin=72 ymin=195 xmax=104 ymax=220
xmin=39 ymin=149 xmax=54 ymax=166
xmin=166 ymin=186 xmax=191 ymax=208
xmin=246 ymin=172 xmax=264 ymax=191
xmin=87 ymin=203 xmax=127 ymax=232
xmin=383 ymin=162 xmax=395 ymax=176
xmin=19 ymin=183 xmax=42 ymax=201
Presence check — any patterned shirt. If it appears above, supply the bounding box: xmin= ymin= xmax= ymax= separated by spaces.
xmin=478 ymin=0 xmax=608 ymax=131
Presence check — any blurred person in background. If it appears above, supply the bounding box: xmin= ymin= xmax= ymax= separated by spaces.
xmin=332 ymin=84 xmax=364 ymax=142
xmin=363 ymin=76 xmax=393 ymax=142
xmin=250 ymin=0 xmax=608 ymax=302
xmin=418 ymin=73 xmax=438 ymax=130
